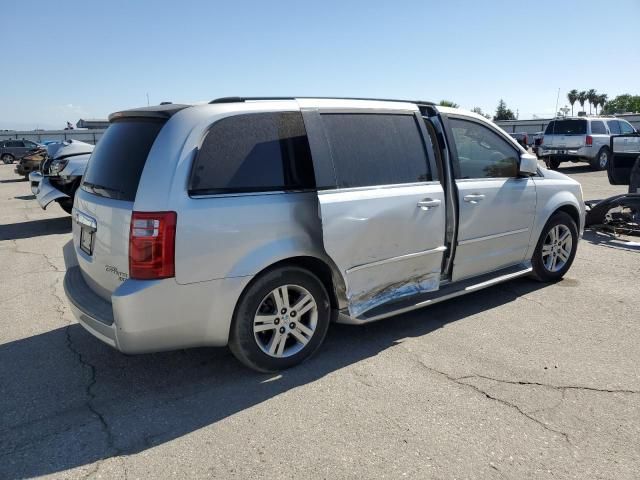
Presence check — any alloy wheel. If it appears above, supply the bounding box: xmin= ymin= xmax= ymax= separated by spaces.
xmin=253 ymin=284 xmax=318 ymax=358
xmin=541 ymin=224 xmax=572 ymax=272
xmin=599 ymin=150 xmax=609 ymax=169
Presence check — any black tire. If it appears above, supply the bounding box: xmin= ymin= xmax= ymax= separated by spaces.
xmin=229 ymin=266 xmax=331 ymax=372
xmin=58 ymin=201 xmax=73 ymax=215
xmin=531 ymin=211 xmax=578 ymax=282
xmin=546 ymin=156 xmax=561 ymax=170
xmin=2 ymin=154 xmax=15 ymax=164
xmin=590 ymin=147 xmax=610 ymax=171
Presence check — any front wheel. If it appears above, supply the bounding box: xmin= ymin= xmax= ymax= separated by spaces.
xmin=590 ymin=147 xmax=610 ymax=171
xmin=2 ymin=154 xmax=14 ymax=164
xmin=531 ymin=211 xmax=578 ymax=282
xmin=229 ymin=266 xmax=331 ymax=372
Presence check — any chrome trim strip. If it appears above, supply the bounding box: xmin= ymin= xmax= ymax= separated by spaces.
xmin=458 ymin=228 xmax=528 ymax=246
xmin=346 ymin=246 xmax=447 ymax=274
xmin=344 ymin=266 xmax=533 ymax=324
xmin=74 ymin=211 xmax=97 ymax=231
xmin=317 ymin=181 xmax=441 ymax=195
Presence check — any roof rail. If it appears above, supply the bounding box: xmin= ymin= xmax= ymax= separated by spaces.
xmin=209 ymin=96 xmax=434 ymax=106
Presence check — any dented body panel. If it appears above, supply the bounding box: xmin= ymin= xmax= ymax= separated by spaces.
xmin=317 ymin=184 xmax=446 ymax=317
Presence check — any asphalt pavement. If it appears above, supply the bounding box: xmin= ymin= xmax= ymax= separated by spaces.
xmin=0 ymin=163 xmax=638 ymax=479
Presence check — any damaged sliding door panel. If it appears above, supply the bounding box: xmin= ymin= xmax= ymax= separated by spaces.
xmin=299 ymin=104 xmax=448 ymax=318
xmin=317 ymin=186 xmax=447 ymax=318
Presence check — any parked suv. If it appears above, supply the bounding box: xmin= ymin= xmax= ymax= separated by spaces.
xmin=539 ymin=117 xmax=637 ymax=170
xmin=63 ymin=98 xmax=585 ymax=372
xmin=1 ymin=139 xmax=40 ymax=164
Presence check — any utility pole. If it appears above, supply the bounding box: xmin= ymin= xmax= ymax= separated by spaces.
xmin=554 ymin=88 xmax=560 ymax=117
xmin=146 ymin=93 xmax=150 ymax=106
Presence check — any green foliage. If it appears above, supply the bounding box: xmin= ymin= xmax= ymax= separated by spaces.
xmin=602 ymin=94 xmax=640 ymax=114
xmin=567 ymin=89 xmax=578 ymax=115
xmin=471 ymin=107 xmax=491 ymax=119
xmin=493 ymin=99 xmax=516 ymax=121
xmin=577 ymin=91 xmax=587 ymax=112
xmin=438 ymin=100 xmax=459 ymax=108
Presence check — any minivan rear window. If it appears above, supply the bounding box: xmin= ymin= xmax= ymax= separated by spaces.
xmin=82 ymin=119 xmax=165 ymax=201
xmin=544 ymin=120 xmax=587 ymax=135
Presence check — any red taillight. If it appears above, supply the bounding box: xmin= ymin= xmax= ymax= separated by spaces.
xmin=129 ymin=211 xmax=177 ymax=280
xmin=586 ymin=135 xmax=593 ymax=146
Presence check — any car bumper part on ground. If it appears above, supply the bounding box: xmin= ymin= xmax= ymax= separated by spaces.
xmin=63 ymin=259 xmax=253 ymax=354
xmin=31 ymin=173 xmax=70 ymax=209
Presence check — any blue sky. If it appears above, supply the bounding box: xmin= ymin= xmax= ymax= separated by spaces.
xmin=2 ymin=0 xmax=639 ymax=129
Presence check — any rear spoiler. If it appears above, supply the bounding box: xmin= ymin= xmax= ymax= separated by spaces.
xmin=108 ymin=104 xmax=190 ymax=122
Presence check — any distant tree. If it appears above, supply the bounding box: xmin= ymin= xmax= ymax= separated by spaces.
xmin=586 ymin=89 xmax=598 ymax=115
xmin=439 ymin=100 xmax=459 ymax=108
xmin=577 ymin=91 xmax=587 ymax=114
xmin=471 ymin=107 xmax=491 ymax=119
xmin=493 ymin=99 xmax=516 ymax=121
xmin=567 ymin=89 xmax=578 ymax=116
xmin=596 ymin=93 xmax=608 ymax=115
xmin=602 ymin=94 xmax=640 ymax=114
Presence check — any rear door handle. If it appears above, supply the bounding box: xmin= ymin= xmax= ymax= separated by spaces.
xmin=417 ymin=198 xmax=441 ymax=210
xmin=463 ymin=193 xmax=486 ymax=204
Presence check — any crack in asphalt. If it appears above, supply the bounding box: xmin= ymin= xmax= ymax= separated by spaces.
xmin=4 ymin=236 xmax=129 ymax=478
xmin=456 ymin=374 xmax=640 ymax=395
xmin=402 ymin=351 xmax=575 ymax=446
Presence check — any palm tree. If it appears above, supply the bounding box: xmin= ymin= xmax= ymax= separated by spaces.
xmin=438 ymin=100 xmax=459 ymax=108
xmin=592 ymin=97 xmax=600 ymax=115
xmin=567 ymin=89 xmax=578 ymax=116
xmin=597 ymin=94 xmax=608 ymax=115
xmin=577 ymin=91 xmax=587 ymax=115
xmin=586 ymin=89 xmax=598 ymax=115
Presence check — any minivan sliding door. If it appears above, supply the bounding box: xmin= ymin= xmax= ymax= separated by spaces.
xmin=300 ymin=107 xmax=447 ymax=318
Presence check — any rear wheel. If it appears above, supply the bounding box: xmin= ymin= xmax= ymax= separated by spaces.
xmin=546 ymin=157 xmax=561 ymax=170
xmin=531 ymin=211 xmax=578 ymax=282
xmin=229 ymin=266 xmax=331 ymax=372
xmin=2 ymin=154 xmax=14 ymax=164
xmin=590 ymin=147 xmax=610 ymax=171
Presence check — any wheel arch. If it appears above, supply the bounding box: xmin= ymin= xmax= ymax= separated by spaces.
xmin=235 ymin=255 xmax=347 ymax=314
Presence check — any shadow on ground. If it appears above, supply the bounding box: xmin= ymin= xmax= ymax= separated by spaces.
xmin=0 ymin=277 xmax=547 ymax=479
xmin=0 ymin=217 xmax=71 ymax=241
xmin=0 ymin=178 xmax=28 ymax=183
xmin=13 ymin=195 xmax=36 ymax=201
xmin=582 ymin=228 xmax=640 ymax=252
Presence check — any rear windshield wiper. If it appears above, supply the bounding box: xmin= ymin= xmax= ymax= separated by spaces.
xmin=82 ymin=181 xmax=125 ymax=199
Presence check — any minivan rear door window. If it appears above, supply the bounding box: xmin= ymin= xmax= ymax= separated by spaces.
xmin=82 ymin=119 xmax=165 ymax=201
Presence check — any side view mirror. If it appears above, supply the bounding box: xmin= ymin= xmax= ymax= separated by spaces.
xmin=519 ymin=153 xmax=538 ymax=176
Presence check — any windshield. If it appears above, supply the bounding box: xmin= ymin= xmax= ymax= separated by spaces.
xmin=545 ymin=120 xmax=587 ymax=135
xmin=82 ymin=119 xmax=165 ymax=201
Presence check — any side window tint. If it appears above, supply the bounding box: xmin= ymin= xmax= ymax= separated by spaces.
xmin=190 ymin=112 xmax=315 ymax=194
xmin=620 ymin=121 xmax=635 ymax=134
xmin=321 ymin=113 xmax=430 ymax=188
xmin=590 ymin=121 xmax=606 ymax=134
xmin=607 ymin=120 xmax=621 ymax=135
xmin=450 ymin=119 xmax=519 ymax=179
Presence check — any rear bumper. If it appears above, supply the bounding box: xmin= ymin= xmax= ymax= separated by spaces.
xmin=539 ymin=147 xmax=594 ymax=160
xmin=63 ymin=262 xmax=252 ymax=354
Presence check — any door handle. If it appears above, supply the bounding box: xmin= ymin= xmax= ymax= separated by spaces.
xmin=417 ymin=198 xmax=441 ymax=210
xmin=463 ymin=193 xmax=485 ymax=204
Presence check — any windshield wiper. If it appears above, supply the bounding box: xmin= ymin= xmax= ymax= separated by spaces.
xmin=82 ymin=181 xmax=124 ymax=199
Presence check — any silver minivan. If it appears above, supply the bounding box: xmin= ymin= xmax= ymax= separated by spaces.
xmin=64 ymin=98 xmax=585 ymax=372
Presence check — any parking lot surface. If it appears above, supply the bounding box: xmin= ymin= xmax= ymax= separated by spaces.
xmin=1 ymin=163 xmax=639 ymax=479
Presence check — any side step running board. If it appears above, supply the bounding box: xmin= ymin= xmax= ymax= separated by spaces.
xmin=338 ymin=264 xmax=532 ymax=325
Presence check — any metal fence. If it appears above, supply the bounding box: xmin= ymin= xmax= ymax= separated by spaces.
xmin=0 ymin=129 xmax=106 ymax=145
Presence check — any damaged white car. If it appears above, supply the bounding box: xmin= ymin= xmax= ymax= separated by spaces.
xmin=63 ymin=98 xmax=585 ymax=372
xmin=30 ymin=140 xmax=94 ymax=214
